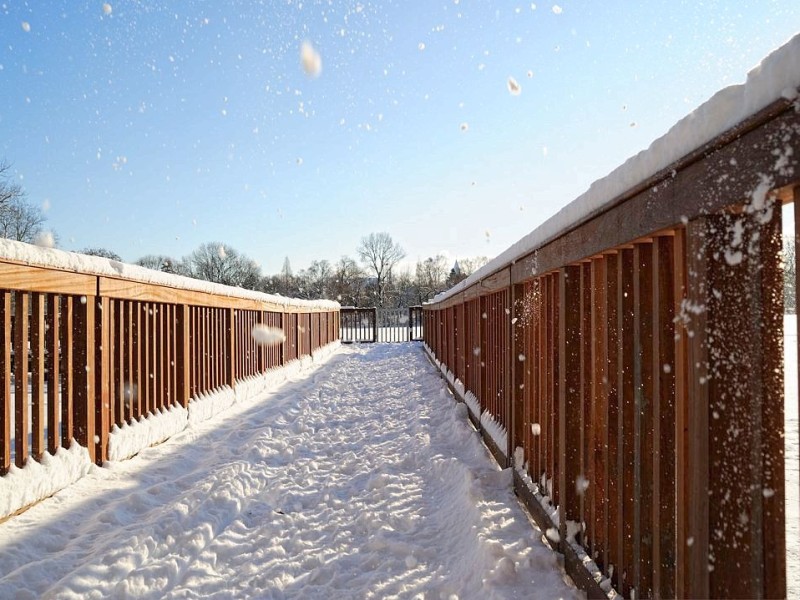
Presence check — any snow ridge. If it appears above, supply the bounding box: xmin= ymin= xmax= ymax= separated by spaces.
xmin=108 ymin=404 xmax=190 ymax=462
xmin=0 ymin=442 xmax=92 ymax=521
xmin=480 ymin=410 xmax=508 ymax=458
xmin=432 ymin=33 xmax=800 ymax=305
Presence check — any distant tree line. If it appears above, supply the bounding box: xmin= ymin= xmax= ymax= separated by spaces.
xmin=0 ymin=159 xmax=486 ymax=307
xmin=122 ymin=235 xmax=488 ymax=309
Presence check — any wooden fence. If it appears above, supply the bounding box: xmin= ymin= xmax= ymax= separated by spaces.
xmin=340 ymin=306 xmax=424 ymax=343
xmin=423 ymin=94 xmax=799 ymax=598
xmin=0 ymin=258 xmax=339 ymax=478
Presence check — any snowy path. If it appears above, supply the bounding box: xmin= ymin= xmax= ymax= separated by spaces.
xmin=0 ymin=344 xmax=579 ymax=600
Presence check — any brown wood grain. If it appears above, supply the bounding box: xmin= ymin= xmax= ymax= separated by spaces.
xmin=14 ymin=292 xmax=29 ymax=467
xmin=0 ymin=292 xmax=11 ymax=474
xmin=46 ymin=294 xmax=60 ymax=454
xmin=31 ymin=293 xmax=46 ymax=460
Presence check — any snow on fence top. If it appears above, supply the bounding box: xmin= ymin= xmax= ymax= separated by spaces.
xmin=0 ymin=238 xmax=340 ymax=312
xmin=432 ymin=32 xmax=800 ymax=305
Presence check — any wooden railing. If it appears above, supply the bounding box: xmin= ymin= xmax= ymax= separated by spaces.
xmin=0 ymin=253 xmax=339 ymax=480
xmin=424 ymin=94 xmax=799 ymax=598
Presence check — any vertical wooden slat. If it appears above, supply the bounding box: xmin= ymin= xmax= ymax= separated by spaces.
xmin=606 ymin=253 xmax=620 ymax=584
xmin=227 ymin=308 xmax=236 ymax=388
xmin=73 ymin=295 xmax=96 ymax=463
xmin=176 ymin=305 xmax=190 ymax=408
xmin=0 ymin=292 xmax=11 ymax=474
xmin=559 ymin=266 xmax=582 ymax=541
xmin=673 ymin=226 xmax=689 ymax=599
xmin=635 ymin=242 xmax=655 ymax=598
xmin=95 ymin=296 xmax=110 ymax=464
xmin=61 ymin=296 xmax=74 ymax=445
xmin=581 ymin=264 xmax=593 ymax=549
xmin=619 ymin=247 xmax=635 ymax=596
xmin=14 ymin=292 xmax=30 ymax=467
xmin=685 ymin=218 xmax=711 ymax=599
xmin=591 ymin=257 xmax=608 ymax=567
xmin=31 ymin=293 xmax=46 ymax=460
xmin=108 ymin=299 xmax=116 ymax=426
xmin=46 ymin=293 xmax=60 ymax=454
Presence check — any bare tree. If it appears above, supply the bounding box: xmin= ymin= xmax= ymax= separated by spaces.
xmin=357 ymin=232 xmax=405 ymax=307
xmin=0 ymin=161 xmax=23 ymax=207
xmin=187 ymin=242 xmax=262 ymax=289
xmin=331 ymin=255 xmax=365 ymax=306
xmin=0 ymin=163 xmax=47 ymax=243
xmin=415 ymin=255 xmax=449 ymax=303
xmin=136 ymin=254 xmax=188 ymax=275
xmin=81 ymin=247 xmax=122 ymax=261
xmin=296 ymin=259 xmax=333 ymax=299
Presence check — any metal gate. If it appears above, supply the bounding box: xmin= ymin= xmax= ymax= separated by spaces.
xmin=340 ymin=306 xmax=424 ymax=343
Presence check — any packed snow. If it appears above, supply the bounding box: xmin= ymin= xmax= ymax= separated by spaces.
xmin=433 ymin=32 xmax=800 ymax=304
xmin=0 ymin=344 xmax=580 ymax=599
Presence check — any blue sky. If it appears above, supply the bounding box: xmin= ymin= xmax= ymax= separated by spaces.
xmin=1 ymin=1 xmax=799 ymax=274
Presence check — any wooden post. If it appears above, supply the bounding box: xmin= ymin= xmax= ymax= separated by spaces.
xmin=373 ymin=307 xmax=379 ymax=343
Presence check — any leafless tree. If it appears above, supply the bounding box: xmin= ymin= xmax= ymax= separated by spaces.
xmin=331 ymin=255 xmax=365 ymax=306
xmin=0 ymin=161 xmax=51 ymax=244
xmin=81 ymin=247 xmax=122 ymax=261
xmin=357 ymin=232 xmax=405 ymax=307
xmin=136 ymin=254 xmax=188 ymax=275
xmin=186 ymin=242 xmax=262 ymax=289
xmin=296 ymin=259 xmax=333 ymax=299
xmin=415 ymin=255 xmax=449 ymax=303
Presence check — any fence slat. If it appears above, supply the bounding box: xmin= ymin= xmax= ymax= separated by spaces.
xmin=46 ymin=293 xmax=60 ymax=454
xmin=14 ymin=292 xmax=30 ymax=467
xmin=0 ymin=292 xmax=11 ymax=474
xmin=31 ymin=293 xmax=46 ymax=460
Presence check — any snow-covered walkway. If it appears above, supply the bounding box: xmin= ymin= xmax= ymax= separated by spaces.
xmin=0 ymin=344 xmax=579 ymax=599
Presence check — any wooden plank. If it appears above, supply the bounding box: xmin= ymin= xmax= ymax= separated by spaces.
xmin=61 ymin=296 xmax=74 ymax=445
xmin=618 ymin=248 xmax=635 ymax=596
xmin=0 ymin=292 xmax=11 ymax=474
xmin=176 ymin=305 xmax=190 ymax=408
xmin=580 ymin=263 xmax=592 ymax=546
xmin=98 ymin=276 xmax=332 ymax=313
xmin=605 ymin=253 xmax=619 ymax=586
xmin=143 ymin=303 xmax=151 ymax=415
xmin=46 ymin=293 xmax=60 ymax=454
xmin=635 ymin=242 xmax=655 ymax=598
xmin=656 ymin=235 xmax=678 ymax=599
xmin=0 ymin=263 xmax=95 ymax=295
xmin=559 ymin=266 xmax=582 ymax=541
xmin=14 ymin=292 xmax=29 ymax=467
xmin=227 ymin=308 xmax=236 ymax=388
xmin=685 ymin=219 xmax=710 ymax=599
xmin=30 ymin=294 xmax=46 ymax=460
xmin=108 ymin=299 xmax=116 ymax=426
xmin=591 ymin=258 xmax=608 ymax=566
xmin=73 ymin=295 xmax=96 ymax=463
xmin=95 ymin=296 xmax=110 ymax=464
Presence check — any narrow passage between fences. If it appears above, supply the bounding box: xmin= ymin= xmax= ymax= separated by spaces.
xmin=0 ymin=344 xmax=579 ymax=599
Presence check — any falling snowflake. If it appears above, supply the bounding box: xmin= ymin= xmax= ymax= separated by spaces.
xmin=418 ymin=42 xmax=426 ymax=51
xmin=251 ymin=324 xmax=287 ymax=346
xmin=33 ymin=231 xmax=55 ymax=248
xmin=531 ymin=423 xmax=541 ymax=435
xmin=21 ymin=21 xmax=31 ymax=32
xmin=300 ymin=41 xmax=322 ymax=77
xmin=552 ymin=5 xmax=563 ymax=14
xmin=218 ymin=245 xmax=227 ymax=259
xmin=460 ymin=122 xmax=469 ymax=132
xmin=102 ymin=3 xmax=112 ymax=15
xmin=507 ymin=76 xmax=521 ymax=96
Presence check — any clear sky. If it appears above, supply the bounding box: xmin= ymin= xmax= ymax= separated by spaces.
xmin=1 ymin=1 xmax=799 ymax=274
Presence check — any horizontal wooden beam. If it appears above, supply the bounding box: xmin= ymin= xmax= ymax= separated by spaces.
xmin=0 ymin=263 xmax=96 ymax=296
